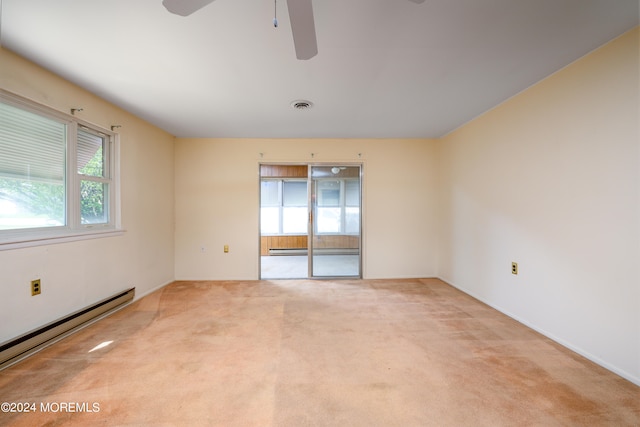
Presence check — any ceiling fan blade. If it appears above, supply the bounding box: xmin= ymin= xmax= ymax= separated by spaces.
xmin=287 ymin=0 xmax=318 ymax=60
xmin=407 ymin=0 xmax=426 ymax=3
xmin=162 ymin=0 xmax=216 ymax=16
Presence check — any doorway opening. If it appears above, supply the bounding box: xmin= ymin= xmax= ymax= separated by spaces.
xmin=259 ymin=164 xmax=362 ymax=279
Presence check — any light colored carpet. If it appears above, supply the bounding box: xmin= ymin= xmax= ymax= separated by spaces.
xmin=1 ymin=278 xmax=638 ymax=426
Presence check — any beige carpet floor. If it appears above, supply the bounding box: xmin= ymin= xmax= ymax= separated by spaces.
xmin=0 ymin=278 xmax=638 ymax=426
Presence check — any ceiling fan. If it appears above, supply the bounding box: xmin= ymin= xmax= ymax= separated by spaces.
xmin=162 ymin=0 xmax=425 ymax=60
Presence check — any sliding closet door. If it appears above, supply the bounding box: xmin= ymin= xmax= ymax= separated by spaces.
xmin=309 ymin=165 xmax=361 ymax=278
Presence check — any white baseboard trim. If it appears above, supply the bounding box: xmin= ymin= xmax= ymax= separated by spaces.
xmin=133 ymin=279 xmax=175 ymax=301
xmin=437 ymin=276 xmax=640 ymax=387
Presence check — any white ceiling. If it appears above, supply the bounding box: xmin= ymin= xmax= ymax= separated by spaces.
xmin=1 ymin=0 xmax=638 ymax=138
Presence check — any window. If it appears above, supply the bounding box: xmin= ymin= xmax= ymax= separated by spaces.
xmin=316 ymin=180 xmax=341 ymax=233
xmin=345 ymin=179 xmax=360 ymax=234
xmin=282 ymin=181 xmax=307 ymax=234
xmin=260 ymin=180 xmax=280 ymax=234
xmin=78 ymin=128 xmax=110 ymax=225
xmin=315 ymin=178 xmax=360 ymax=234
xmin=260 ymin=179 xmax=308 ymax=234
xmin=0 ymin=90 xmax=119 ymax=247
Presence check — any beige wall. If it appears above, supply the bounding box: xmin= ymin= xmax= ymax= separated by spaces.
xmin=0 ymin=48 xmax=176 ymax=342
xmin=437 ymin=27 xmax=639 ymax=384
xmin=174 ymin=138 xmax=439 ymax=279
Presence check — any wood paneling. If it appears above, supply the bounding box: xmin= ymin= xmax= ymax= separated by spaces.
xmin=260 ymin=165 xmax=308 ymax=178
xmin=261 ymin=235 xmax=308 ymax=255
xmin=312 ymin=235 xmax=359 ymax=249
xmin=261 ymin=234 xmax=359 ymax=255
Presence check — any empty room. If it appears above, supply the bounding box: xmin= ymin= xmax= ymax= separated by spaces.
xmin=0 ymin=0 xmax=638 ymax=425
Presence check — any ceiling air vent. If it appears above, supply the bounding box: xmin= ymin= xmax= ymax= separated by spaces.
xmin=291 ymin=100 xmax=313 ymax=110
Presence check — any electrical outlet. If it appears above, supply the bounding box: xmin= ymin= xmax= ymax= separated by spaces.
xmin=511 ymin=262 xmax=518 ymax=275
xmin=31 ymin=279 xmax=41 ymax=296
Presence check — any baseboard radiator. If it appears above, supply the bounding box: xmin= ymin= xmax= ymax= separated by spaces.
xmin=0 ymin=287 xmax=135 ymax=370
xmin=269 ymin=248 xmax=308 ymax=256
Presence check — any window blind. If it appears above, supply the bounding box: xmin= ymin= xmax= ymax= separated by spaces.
xmin=77 ymin=128 xmax=103 ymax=176
xmin=0 ymin=101 xmax=66 ymax=183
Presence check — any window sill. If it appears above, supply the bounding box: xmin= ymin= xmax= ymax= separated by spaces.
xmin=0 ymin=229 xmax=125 ymax=251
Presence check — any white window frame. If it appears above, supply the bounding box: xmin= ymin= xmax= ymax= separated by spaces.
xmin=0 ymin=90 xmax=122 ymax=250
